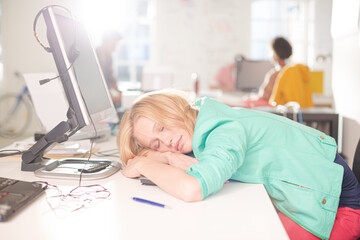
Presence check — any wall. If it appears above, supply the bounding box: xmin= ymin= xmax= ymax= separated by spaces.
xmin=151 ymin=0 xmax=251 ymax=90
xmin=332 ymin=34 xmax=360 ymax=164
xmin=331 ymin=0 xmax=360 ymax=165
xmin=1 ymin=0 xmax=58 ymax=92
xmin=311 ymin=0 xmax=333 ymax=97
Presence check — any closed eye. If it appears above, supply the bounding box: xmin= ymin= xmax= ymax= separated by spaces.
xmin=152 ymin=125 xmax=164 ymax=149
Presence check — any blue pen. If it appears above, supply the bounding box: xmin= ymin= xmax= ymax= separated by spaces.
xmin=132 ymin=197 xmax=169 ymax=208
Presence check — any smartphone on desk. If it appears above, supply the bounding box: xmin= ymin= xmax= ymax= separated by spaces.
xmin=140 ymin=176 xmax=156 ymax=186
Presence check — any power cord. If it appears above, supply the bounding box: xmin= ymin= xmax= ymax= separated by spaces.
xmin=93 ymin=148 xmax=120 ymax=158
xmin=0 ymin=149 xmax=24 ymax=157
xmin=34 ymin=181 xmax=110 ymax=216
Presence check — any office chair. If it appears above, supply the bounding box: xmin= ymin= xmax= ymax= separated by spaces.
xmin=350 ymin=138 xmax=360 ymax=240
xmin=352 ymin=138 xmax=360 ymax=183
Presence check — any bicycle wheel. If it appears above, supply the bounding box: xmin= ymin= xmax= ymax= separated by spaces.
xmin=0 ymin=93 xmax=32 ymax=138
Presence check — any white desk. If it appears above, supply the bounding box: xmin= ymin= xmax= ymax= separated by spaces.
xmin=0 ymin=137 xmax=289 ymax=240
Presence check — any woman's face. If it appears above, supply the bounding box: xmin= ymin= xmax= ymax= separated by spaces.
xmin=133 ymin=116 xmax=193 ymax=154
xmin=272 ymin=50 xmax=280 ymax=63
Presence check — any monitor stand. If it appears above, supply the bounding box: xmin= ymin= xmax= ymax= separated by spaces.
xmin=34 ymin=158 xmax=122 ymax=180
xmin=21 ymin=120 xmax=72 ymax=171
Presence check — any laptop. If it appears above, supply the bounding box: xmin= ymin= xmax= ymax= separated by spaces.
xmin=0 ymin=177 xmax=46 ymax=221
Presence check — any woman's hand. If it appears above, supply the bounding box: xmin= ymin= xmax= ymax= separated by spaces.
xmin=146 ymin=151 xmax=198 ymax=171
xmin=121 ymin=154 xmax=202 ymax=202
xmin=121 ymin=156 xmax=149 ymax=178
xmin=167 ymin=153 xmax=199 ymax=171
xmin=145 ymin=151 xmax=169 ymax=164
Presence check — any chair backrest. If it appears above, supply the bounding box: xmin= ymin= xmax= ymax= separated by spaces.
xmin=352 ymin=138 xmax=360 ymax=183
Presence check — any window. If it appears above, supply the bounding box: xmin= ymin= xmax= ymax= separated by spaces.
xmin=115 ymin=0 xmax=153 ymax=90
xmin=74 ymin=0 xmax=153 ymax=91
xmin=250 ymin=0 xmax=314 ymax=64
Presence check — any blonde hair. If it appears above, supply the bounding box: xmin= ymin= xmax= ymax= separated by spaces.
xmin=117 ymin=90 xmax=198 ymax=163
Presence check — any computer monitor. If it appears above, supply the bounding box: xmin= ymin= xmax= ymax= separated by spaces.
xmin=235 ymin=57 xmax=273 ymax=92
xmin=21 ymin=6 xmax=118 ymax=171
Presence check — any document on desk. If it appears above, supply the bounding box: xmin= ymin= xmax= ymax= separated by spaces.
xmin=23 ymin=72 xmax=68 ymax=132
xmin=3 ymin=139 xmax=94 ymax=157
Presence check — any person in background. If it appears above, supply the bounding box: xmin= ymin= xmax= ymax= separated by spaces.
xmin=214 ymin=37 xmax=292 ymax=94
xmin=244 ymin=36 xmax=313 ymax=108
xmin=118 ymin=89 xmax=360 ymax=240
xmin=241 ymin=36 xmax=293 ymax=108
xmin=96 ymin=30 xmax=122 ymax=108
xmin=257 ymin=36 xmax=292 ymax=102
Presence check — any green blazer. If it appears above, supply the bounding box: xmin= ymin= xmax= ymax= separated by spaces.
xmin=186 ymin=97 xmax=343 ymax=239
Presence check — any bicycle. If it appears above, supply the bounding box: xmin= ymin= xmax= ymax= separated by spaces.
xmin=0 ymin=85 xmax=33 ymax=138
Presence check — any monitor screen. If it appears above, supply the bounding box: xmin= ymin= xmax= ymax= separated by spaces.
xmin=50 ymin=8 xmax=117 ymax=123
xmin=235 ymin=59 xmax=273 ymax=92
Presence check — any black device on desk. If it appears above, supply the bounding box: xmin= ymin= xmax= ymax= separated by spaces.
xmin=140 ymin=176 xmax=156 ymax=186
xmin=0 ymin=177 xmax=46 ymax=222
xmin=21 ymin=5 xmax=118 ymax=172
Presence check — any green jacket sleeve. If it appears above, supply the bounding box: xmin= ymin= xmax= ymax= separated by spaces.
xmin=187 ymin=121 xmax=248 ymax=199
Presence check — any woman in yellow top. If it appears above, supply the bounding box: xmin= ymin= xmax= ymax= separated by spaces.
xmin=258 ymin=36 xmax=292 ymax=101
xmin=269 ymin=63 xmax=313 ymax=107
xmin=244 ymin=37 xmax=313 ymax=108
xmin=242 ymin=37 xmax=292 ymax=107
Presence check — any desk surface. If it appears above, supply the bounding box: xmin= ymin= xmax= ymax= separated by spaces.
xmin=209 ymin=90 xmax=334 ymax=108
xmin=0 ymin=137 xmax=288 ymax=240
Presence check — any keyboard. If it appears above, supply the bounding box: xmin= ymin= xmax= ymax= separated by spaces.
xmin=0 ymin=177 xmax=46 ymax=221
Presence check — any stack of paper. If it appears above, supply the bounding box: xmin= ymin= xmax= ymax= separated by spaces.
xmin=3 ymin=139 xmax=96 ymax=158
